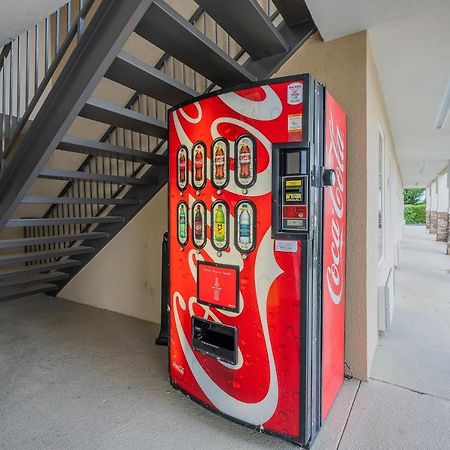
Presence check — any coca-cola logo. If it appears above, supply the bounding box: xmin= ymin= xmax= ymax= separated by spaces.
xmin=326 ymin=113 xmax=345 ymax=305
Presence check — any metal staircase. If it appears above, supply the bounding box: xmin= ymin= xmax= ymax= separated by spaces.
xmin=0 ymin=0 xmax=316 ymax=301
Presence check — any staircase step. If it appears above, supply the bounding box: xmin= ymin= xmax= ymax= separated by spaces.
xmin=22 ymin=196 xmax=140 ymax=206
xmin=0 ymin=283 xmax=58 ymax=301
xmin=0 ymin=232 xmax=108 ymax=249
xmin=135 ymin=0 xmax=256 ymax=87
xmin=58 ymin=135 xmax=167 ymax=165
xmin=39 ymin=168 xmax=153 ymax=186
xmin=0 ymin=246 xmax=94 ymax=266
xmin=0 ymin=272 xmax=69 ymax=291
xmin=0 ymin=259 xmax=81 ymax=281
xmin=6 ymin=217 xmax=124 ymax=227
xmin=107 ymin=51 xmax=198 ymax=106
xmin=80 ymin=98 xmax=167 ymax=138
xmin=272 ymin=0 xmax=311 ymax=26
xmin=194 ymin=0 xmax=288 ymax=60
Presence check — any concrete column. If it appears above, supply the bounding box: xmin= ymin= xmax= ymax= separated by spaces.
xmin=430 ymin=180 xmax=438 ymax=234
xmin=436 ymin=172 xmax=449 ymax=242
xmin=425 ymin=185 xmax=431 ymax=229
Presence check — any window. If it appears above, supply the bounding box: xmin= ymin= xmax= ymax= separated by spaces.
xmin=378 ymin=126 xmax=385 ymax=263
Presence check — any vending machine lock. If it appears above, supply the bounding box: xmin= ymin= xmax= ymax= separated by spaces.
xmin=322 ymin=168 xmax=336 ymax=187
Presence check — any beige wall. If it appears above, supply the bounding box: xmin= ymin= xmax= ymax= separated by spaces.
xmin=60 ymin=185 xmax=167 ymax=322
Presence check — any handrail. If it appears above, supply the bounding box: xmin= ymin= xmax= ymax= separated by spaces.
xmin=0 ymin=0 xmax=96 ymax=163
xmin=0 ymin=43 xmax=12 ymax=72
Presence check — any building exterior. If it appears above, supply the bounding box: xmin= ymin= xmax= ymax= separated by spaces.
xmin=0 ymin=0 xmax=449 ymax=386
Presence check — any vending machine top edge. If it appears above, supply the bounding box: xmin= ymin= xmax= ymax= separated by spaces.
xmin=167 ymin=74 xmax=347 ymax=447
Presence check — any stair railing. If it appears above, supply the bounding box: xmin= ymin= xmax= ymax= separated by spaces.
xmin=0 ymin=0 xmax=96 ymax=173
xmin=28 ymin=0 xmax=282 ymax=256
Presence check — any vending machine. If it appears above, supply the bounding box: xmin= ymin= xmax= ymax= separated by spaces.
xmin=167 ymin=74 xmax=347 ymax=447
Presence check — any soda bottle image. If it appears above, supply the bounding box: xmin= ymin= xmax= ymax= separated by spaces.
xmin=214 ymin=145 xmax=225 ymax=180
xmin=238 ymin=205 xmax=251 ymax=244
xmin=238 ymin=142 xmax=251 ymax=179
xmin=194 ymin=145 xmax=203 ymax=182
xmin=194 ymin=205 xmax=203 ymax=241
xmin=214 ymin=204 xmax=225 ymax=242
xmin=178 ymin=152 xmax=186 ymax=184
xmin=179 ymin=204 xmax=186 ymax=240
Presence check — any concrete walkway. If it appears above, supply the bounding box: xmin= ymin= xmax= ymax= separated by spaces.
xmin=0 ymin=226 xmax=449 ymax=449
xmin=334 ymin=225 xmax=450 ymax=450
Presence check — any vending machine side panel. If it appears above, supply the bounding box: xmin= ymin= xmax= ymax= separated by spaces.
xmin=321 ymin=92 xmax=347 ymax=421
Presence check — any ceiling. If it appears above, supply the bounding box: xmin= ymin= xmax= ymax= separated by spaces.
xmin=306 ymin=0 xmax=450 ymax=187
xmin=0 ymin=0 xmax=67 ymax=46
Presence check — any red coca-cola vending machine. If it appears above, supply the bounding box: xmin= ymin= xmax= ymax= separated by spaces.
xmin=167 ymin=74 xmax=347 ymax=447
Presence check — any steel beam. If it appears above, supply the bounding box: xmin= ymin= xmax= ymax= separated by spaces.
xmin=0 ymin=232 xmax=107 ymax=249
xmin=6 ymin=217 xmax=124 ymax=227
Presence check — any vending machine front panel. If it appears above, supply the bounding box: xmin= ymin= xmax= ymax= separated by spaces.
xmin=167 ymin=75 xmax=346 ymax=446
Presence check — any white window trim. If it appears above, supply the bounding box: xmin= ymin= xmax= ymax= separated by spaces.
xmin=378 ymin=123 xmax=385 ymax=266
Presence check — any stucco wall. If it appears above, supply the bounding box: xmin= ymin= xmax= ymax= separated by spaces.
xmin=60 ymin=185 xmax=167 ymax=322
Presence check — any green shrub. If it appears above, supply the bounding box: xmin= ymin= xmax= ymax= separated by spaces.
xmin=404 ymin=204 xmax=426 ymax=224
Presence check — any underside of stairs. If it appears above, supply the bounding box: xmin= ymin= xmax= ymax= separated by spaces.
xmin=0 ymin=0 xmax=316 ymax=301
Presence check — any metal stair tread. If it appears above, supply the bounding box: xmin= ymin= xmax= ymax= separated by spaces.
xmin=58 ymin=135 xmax=167 ymax=165
xmin=0 ymin=232 xmax=108 ymax=249
xmin=80 ymin=98 xmax=167 ymax=138
xmin=0 ymin=272 xmax=69 ymax=291
xmin=0 ymin=246 xmax=94 ymax=265
xmin=135 ymin=0 xmax=257 ymax=87
xmin=6 ymin=216 xmax=124 ymax=227
xmin=0 ymin=283 xmax=58 ymax=301
xmin=22 ymin=196 xmax=140 ymax=205
xmin=0 ymin=260 xmax=81 ymax=281
xmin=39 ymin=168 xmax=153 ymax=186
xmin=106 ymin=51 xmax=198 ymax=106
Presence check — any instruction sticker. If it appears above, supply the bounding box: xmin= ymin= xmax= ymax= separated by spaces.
xmin=288 ymin=114 xmax=302 ymax=133
xmin=287 ymin=82 xmax=303 ymax=105
xmin=275 ymin=240 xmax=298 ymax=253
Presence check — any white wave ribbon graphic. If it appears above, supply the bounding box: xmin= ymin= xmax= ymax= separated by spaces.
xmin=173 ymin=229 xmax=282 ymax=425
xmin=219 ymin=86 xmax=282 ymax=121
xmin=179 ymin=102 xmax=202 ymax=124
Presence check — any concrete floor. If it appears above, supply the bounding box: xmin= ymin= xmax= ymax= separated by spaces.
xmin=1 ymin=226 xmax=449 ymax=449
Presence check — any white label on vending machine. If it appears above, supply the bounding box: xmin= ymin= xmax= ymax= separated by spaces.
xmin=287 ymin=82 xmax=303 ymax=105
xmin=275 ymin=240 xmax=298 ymax=253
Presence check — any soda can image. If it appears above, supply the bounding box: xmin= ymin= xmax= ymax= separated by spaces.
xmin=234 ymin=200 xmax=256 ymax=253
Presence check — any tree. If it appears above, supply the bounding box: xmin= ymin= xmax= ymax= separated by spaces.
xmin=403 ymin=188 xmax=425 ymax=205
